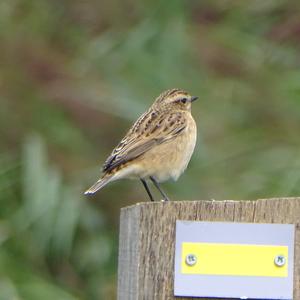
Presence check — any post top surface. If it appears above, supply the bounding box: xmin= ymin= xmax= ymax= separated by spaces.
xmin=120 ymin=197 xmax=300 ymax=211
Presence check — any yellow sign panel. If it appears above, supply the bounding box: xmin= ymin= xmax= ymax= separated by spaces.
xmin=182 ymin=242 xmax=288 ymax=277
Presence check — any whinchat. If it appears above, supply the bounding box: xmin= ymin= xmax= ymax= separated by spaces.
xmin=85 ymin=88 xmax=198 ymax=201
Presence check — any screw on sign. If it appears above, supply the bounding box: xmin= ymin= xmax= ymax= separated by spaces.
xmin=185 ymin=254 xmax=197 ymax=266
xmin=274 ymin=255 xmax=286 ymax=267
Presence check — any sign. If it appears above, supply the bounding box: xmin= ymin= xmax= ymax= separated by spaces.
xmin=174 ymin=221 xmax=294 ymax=299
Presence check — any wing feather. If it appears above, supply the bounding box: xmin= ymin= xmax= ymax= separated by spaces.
xmin=102 ymin=111 xmax=187 ymax=173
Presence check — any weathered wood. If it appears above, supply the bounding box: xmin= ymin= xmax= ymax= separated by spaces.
xmin=117 ymin=198 xmax=300 ymax=299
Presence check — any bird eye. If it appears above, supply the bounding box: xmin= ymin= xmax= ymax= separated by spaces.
xmin=181 ymin=98 xmax=187 ymax=104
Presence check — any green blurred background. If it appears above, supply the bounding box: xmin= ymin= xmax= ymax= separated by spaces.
xmin=1 ymin=0 xmax=300 ymax=299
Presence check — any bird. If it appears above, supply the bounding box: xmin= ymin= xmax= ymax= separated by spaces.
xmin=84 ymin=88 xmax=198 ymax=201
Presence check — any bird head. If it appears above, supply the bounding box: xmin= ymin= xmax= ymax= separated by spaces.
xmin=152 ymin=89 xmax=198 ymax=112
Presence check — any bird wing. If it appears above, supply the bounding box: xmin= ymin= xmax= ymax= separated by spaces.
xmin=102 ymin=111 xmax=187 ymax=173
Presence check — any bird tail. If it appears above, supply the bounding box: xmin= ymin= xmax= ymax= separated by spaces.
xmin=84 ymin=175 xmax=113 ymax=195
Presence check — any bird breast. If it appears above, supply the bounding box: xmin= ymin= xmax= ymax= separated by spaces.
xmin=137 ymin=114 xmax=197 ymax=182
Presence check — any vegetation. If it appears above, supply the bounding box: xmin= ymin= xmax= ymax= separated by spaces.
xmin=1 ymin=0 xmax=300 ymax=298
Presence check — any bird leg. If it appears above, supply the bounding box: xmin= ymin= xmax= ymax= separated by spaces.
xmin=149 ymin=176 xmax=170 ymax=201
xmin=140 ymin=178 xmax=155 ymax=202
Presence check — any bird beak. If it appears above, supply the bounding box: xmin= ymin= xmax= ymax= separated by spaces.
xmin=191 ymin=96 xmax=198 ymax=102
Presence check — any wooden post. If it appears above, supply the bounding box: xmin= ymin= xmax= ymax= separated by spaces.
xmin=117 ymin=198 xmax=300 ymax=300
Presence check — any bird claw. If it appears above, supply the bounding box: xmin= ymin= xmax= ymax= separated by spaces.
xmin=160 ymin=198 xmax=169 ymax=202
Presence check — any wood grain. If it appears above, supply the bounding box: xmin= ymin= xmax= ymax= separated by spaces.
xmin=117 ymin=198 xmax=300 ymax=300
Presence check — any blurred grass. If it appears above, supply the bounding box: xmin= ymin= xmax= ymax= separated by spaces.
xmin=1 ymin=0 xmax=300 ymax=298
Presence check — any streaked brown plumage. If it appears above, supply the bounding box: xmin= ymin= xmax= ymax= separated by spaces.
xmin=84 ymin=88 xmax=198 ymax=201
